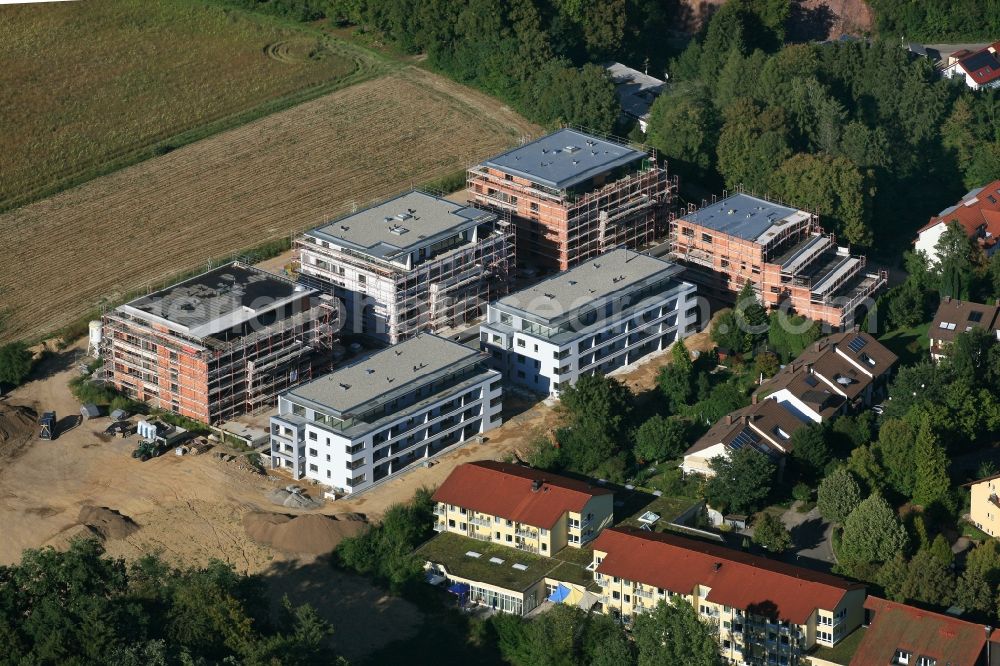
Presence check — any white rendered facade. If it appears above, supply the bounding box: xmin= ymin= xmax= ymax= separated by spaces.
xmin=269 ymin=334 xmax=502 ymax=494
xmin=296 ymin=191 xmax=513 ymax=344
xmin=480 ymin=249 xmax=697 ymax=397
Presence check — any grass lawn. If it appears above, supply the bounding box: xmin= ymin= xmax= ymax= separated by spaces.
xmin=809 ymin=626 xmax=866 ymax=665
xmin=879 ymin=321 xmax=930 ymax=367
xmin=0 ymin=0 xmax=384 ymax=210
xmin=961 ymin=521 xmax=991 ymax=541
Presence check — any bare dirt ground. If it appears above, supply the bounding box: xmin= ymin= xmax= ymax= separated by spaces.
xmin=0 ymin=315 xmax=719 ymax=658
xmin=0 ymin=65 xmax=537 ymax=344
xmin=676 ymin=0 xmax=873 ymax=40
xmin=0 ymin=315 xmax=720 ymax=564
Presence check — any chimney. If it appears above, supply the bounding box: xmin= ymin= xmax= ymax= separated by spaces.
xmin=945 ymin=295 xmax=952 ymax=303
xmin=752 ymin=393 xmax=759 ymax=405
xmin=531 ymin=479 xmax=542 ymax=492
xmin=806 ymin=362 xmax=814 ymax=373
xmin=791 ymin=361 xmax=799 ymax=372
xmin=743 ymin=415 xmax=751 ymax=425
xmin=727 ymin=414 xmax=736 ymax=425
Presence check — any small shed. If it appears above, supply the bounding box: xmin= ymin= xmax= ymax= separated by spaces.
xmin=80 ymin=404 xmax=101 ymax=420
xmin=110 ymin=408 xmax=128 ymax=421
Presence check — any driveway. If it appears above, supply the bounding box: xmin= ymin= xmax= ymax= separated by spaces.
xmin=779 ymin=503 xmax=835 ymax=572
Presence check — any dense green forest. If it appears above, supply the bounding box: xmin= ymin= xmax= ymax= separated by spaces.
xmin=869 ymin=0 xmax=1000 ymax=42
xmin=0 ymin=540 xmax=343 ymax=665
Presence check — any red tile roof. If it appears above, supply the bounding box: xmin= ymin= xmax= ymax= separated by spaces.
xmin=432 ymin=461 xmax=612 ymax=529
xmin=957 ymin=42 xmax=1000 ymax=86
xmin=918 ymin=180 xmax=1000 ymax=252
xmin=851 ymin=597 xmax=989 ymax=666
xmin=592 ymin=528 xmax=862 ymax=624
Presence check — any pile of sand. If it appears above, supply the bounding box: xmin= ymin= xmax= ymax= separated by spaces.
xmin=243 ymin=511 xmax=366 ymax=555
xmin=77 ymin=505 xmax=140 ymax=540
xmin=0 ymin=404 xmax=36 ymax=460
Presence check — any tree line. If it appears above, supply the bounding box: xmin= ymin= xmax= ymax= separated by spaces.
xmin=646 ymin=1 xmax=1000 ymax=254
xmin=0 ymin=540 xmax=343 ymax=666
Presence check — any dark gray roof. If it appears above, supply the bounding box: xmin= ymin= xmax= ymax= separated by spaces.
xmin=494 ymin=249 xmax=685 ymax=324
xmin=286 ymin=334 xmax=483 ymax=417
xmin=121 ymin=263 xmax=311 ymax=339
xmin=308 ymin=191 xmax=496 ymax=262
xmin=678 ymin=193 xmax=811 ymax=243
xmin=482 ymin=129 xmax=646 ymax=190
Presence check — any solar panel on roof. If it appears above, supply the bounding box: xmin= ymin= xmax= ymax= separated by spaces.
xmin=969 ymin=311 xmax=983 ymax=323
xmin=847 ymin=335 xmax=867 ymax=353
xmin=731 ymin=429 xmax=757 ymax=450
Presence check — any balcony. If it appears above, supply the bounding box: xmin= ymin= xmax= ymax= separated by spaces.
xmin=514 ymin=528 xmax=537 ymax=539
xmin=515 ymin=542 xmax=539 ymax=554
xmin=432 ymin=506 xmax=447 ymax=516
xmin=433 ymin=522 xmax=446 ymax=532
xmin=470 ymin=516 xmax=492 ymax=527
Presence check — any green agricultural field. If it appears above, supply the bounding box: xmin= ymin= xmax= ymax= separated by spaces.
xmin=0 ymin=0 xmax=384 ymax=211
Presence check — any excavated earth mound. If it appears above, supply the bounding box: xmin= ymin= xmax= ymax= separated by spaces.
xmin=0 ymin=403 xmax=36 ymax=461
xmin=77 ymin=505 xmax=140 ymax=540
xmin=243 ymin=511 xmax=366 ymax=555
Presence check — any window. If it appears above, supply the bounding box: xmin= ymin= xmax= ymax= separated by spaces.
xmin=308 ymin=431 xmax=317 ymax=441
xmin=309 ymin=464 xmax=318 ymax=472
xmin=681 ymin=227 xmax=694 ymax=238
xmin=612 ymin=591 xmax=620 ymax=600
xmin=358 ymin=274 xmax=366 ymax=284
xmin=893 ymin=650 xmax=910 ymax=665
xmin=308 ymin=448 xmax=317 ymax=457
xmin=701 ymin=232 xmax=712 ymax=243
xmin=505 ymin=174 xmax=513 ymax=181
xmin=917 ymin=657 xmax=936 ymax=666
xmin=529 ymin=202 xmax=539 ymax=212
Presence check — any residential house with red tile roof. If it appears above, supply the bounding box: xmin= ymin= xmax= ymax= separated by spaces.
xmin=591 ymin=528 xmax=866 ymax=664
xmin=431 ymin=461 xmax=614 ymax=554
xmin=915 ymin=180 xmax=1000 ymax=263
xmin=943 ymin=43 xmax=1000 ymax=90
xmin=850 ymin=597 xmax=990 ymax=666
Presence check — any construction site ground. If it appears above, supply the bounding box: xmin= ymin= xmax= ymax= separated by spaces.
xmin=0 ymin=315 xmax=715 ymax=659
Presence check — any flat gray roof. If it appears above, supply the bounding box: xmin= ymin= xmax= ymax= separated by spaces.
xmin=679 ymin=193 xmax=811 ymax=243
xmin=495 ymin=249 xmax=683 ymax=323
xmin=286 ymin=334 xmax=482 ymax=417
xmin=605 ymin=62 xmax=665 ymax=121
xmin=308 ymin=191 xmax=496 ymax=261
xmin=120 ymin=263 xmax=311 ymax=339
xmin=482 ymin=129 xmax=647 ymax=190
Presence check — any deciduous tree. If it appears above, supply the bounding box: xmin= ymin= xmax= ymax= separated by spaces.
xmin=839 ymin=493 xmax=909 ymax=568
xmin=817 ymin=468 xmax=863 ymax=524
xmin=705 ymin=447 xmax=776 ymax=515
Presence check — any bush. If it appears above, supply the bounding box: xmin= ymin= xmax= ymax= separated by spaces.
xmin=792 ymin=483 xmax=812 ymax=503
xmin=0 ymin=342 xmax=33 ymax=388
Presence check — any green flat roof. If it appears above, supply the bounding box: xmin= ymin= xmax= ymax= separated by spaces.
xmin=417 ymin=532 xmax=595 ymax=592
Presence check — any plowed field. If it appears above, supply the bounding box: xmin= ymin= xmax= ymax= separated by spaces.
xmin=0 ymin=66 xmax=536 ymax=343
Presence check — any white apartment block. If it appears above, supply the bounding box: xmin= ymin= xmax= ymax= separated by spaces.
xmin=479 ymin=248 xmax=697 ymax=397
xmin=297 ymin=190 xmax=514 ymax=344
xmin=269 ymin=334 xmax=502 ymax=494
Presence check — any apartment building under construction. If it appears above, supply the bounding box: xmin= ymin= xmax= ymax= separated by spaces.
xmin=670 ymin=191 xmax=886 ymax=328
xmin=468 ymin=128 xmax=675 ymax=270
xmin=102 ymin=263 xmax=337 ymax=424
xmin=297 ymin=190 xmax=514 ymax=344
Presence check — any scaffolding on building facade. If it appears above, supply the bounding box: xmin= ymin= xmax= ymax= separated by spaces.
xmin=101 ymin=271 xmax=337 ymax=425
xmin=297 ymin=201 xmax=514 ymax=344
xmin=467 ymin=133 xmax=676 ymax=271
